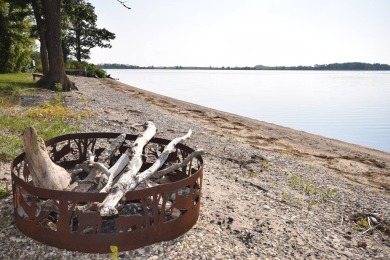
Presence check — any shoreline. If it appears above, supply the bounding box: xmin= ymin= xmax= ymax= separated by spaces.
xmin=102 ymin=78 xmax=390 ymax=188
xmin=1 ymin=76 xmax=389 ymax=259
xmin=104 ymin=70 xmax=389 ymax=154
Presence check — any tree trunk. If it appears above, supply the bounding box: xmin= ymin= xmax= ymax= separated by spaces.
xmin=76 ymin=26 xmax=82 ymax=62
xmin=31 ymin=0 xmax=49 ymax=75
xmin=0 ymin=10 xmax=11 ymax=73
xmin=38 ymin=0 xmax=73 ymax=91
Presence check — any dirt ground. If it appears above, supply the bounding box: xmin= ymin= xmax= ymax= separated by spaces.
xmin=0 ymin=76 xmax=389 ymax=259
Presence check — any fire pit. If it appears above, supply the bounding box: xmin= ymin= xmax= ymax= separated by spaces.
xmin=11 ymin=132 xmax=203 ymax=253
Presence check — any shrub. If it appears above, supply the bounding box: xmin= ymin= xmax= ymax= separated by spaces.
xmin=65 ymin=60 xmax=107 ymax=78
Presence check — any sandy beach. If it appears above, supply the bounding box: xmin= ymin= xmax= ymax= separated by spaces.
xmin=1 ymin=76 xmax=389 ymax=259
xmin=101 ymin=77 xmax=390 ymax=189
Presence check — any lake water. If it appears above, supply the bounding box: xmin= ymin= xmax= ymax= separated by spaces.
xmin=106 ymin=69 xmax=390 ymax=152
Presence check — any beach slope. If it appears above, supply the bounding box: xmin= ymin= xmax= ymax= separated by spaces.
xmin=0 ymin=76 xmax=389 ymax=259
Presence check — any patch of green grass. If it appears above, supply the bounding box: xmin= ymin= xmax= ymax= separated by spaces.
xmin=281 ymin=192 xmax=290 ymax=201
xmin=0 ymin=73 xmax=34 ymax=88
xmin=287 ymin=174 xmax=338 ymax=206
xmin=24 ymin=92 xmax=88 ymax=120
xmin=0 ymin=183 xmax=11 ymax=198
xmin=261 ymin=161 xmax=269 ymax=168
xmin=0 ymin=73 xmax=85 ymax=161
xmin=0 ymin=113 xmax=78 ymax=160
xmin=353 ymin=217 xmax=370 ymax=230
xmin=0 ymin=73 xmax=36 ymax=108
xmin=323 ymin=187 xmax=338 ymax=200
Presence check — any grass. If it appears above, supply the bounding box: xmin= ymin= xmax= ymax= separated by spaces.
xmin=0 ymin=184 xmax=11 ymax=198
xmin=0 ymin=73 xmax=86 ymax=161
xmin=0 ymin=73 xmax=35 ymax=108
xmin=287 ymin=174 xmax=338 ymax=207
xmin=261 ymin=161 xmax=269 ymax=168
xmin=0 ymin=113 xmax=79 ymax=160
xmin=355 ymin=217 xmax=370 ymax=230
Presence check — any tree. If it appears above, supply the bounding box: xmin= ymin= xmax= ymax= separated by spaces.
xmin=31 ymin=0 xmax=129 ymax=91
xmin=0 ymin=0 xmax=35 ymax=73
xmin=30 ymin=0 xmax=49 ymax=74
xmin=62 ymin=0 xmax=115 ymax=62
xmin=37 ymin=0 xmax=73 ymax=91
xmin=0 ymin=2 xmax=11 ymax=73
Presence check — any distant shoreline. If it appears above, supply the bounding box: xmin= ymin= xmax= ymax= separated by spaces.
xmin=98 ymin=62 xmax=390 ymax=71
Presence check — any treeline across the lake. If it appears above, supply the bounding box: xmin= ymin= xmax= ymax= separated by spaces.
xmin=98 ymin=62 xmax=390 ymax=71
xmin=255 ymin=62 xmax=390 ymax=70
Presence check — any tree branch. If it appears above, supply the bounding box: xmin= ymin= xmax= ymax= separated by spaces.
xmin=136 ymin=129 xmax=192 ymax=182
xmin=98 ymin=121 xmax=156 ymax=216
xmin=116 ymin=0 xmax=131 ymax=10
xmin=152 ymin=149 xmax=204 ymax=179
xmin=99 ymin=149 xmax=130 ymax=193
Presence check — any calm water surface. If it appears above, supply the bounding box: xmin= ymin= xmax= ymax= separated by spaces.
xmin=106 ymin=69 xmax=390 ymax=152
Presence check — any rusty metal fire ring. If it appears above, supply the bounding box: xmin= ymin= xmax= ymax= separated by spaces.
xmin=11 ymin=132 xmax=203 ymax=253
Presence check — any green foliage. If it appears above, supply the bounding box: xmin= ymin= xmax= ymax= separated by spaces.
xmin=25 ymin=93 xmax=92 ymax=120
xmin=287 ymin=174 xmax=338 ymax=204
xmin=323 ymin=187 xmax=337 ymax=200
xmin=65 ymin=59 xmax=107 ymax=78
xmin=62 ymin=0 xmax=115 ymax=62
xmin=354 ymin=217 xmax=370 ymax=230
xmin=54 ymin=83 xmax=63 ymax=91
xmin=0 ymin=1 xmax=36 ymax=73
xmin=261 ymin=161 xmax=269 ymax=168
xmin=0 ymin=184 xmax=10 ymax=198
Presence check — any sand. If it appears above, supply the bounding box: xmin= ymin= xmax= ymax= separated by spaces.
xmin=102 ymin=77 xmax=390 ymax=190
xmin=0 ymin=76 xmax=389 ymax=259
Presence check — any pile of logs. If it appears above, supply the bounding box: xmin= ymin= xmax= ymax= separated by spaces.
xmin=22 ymin=122 xmax=203 ymax=217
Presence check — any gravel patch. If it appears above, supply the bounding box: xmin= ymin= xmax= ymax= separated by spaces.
xmin=0 ymin=76 xmax=389 ymax=259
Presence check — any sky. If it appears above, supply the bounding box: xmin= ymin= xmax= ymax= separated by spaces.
xmin=89 ymin=0 xmax=390 ymax=67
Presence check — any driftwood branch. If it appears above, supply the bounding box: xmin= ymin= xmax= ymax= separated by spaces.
xmin=136 ymin=129 xmax=192 ymax=183
xmin=98 ymin=133 xmax=126 ymax=167
xmin=98 ymin=121 xmax=157 ymax=216
xmin=98 ymin=126 xmax=194 ymax=216
xmin=152 ymin=149 xmax=204 ymax=179
xmin=22 ymin=123 xmax=200 ymax=218
xmin=71 ymin=133 xmax=126 ymax=192
xmin=99 ymin=150 xmax=130 ymax=193
xmin=23 ymin=126 xmax=71 ymax=190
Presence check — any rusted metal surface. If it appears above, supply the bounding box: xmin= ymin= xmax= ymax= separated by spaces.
xmin=11 ymin=133 xmax=203 ymax=253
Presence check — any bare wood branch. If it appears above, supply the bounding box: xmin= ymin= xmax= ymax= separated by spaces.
xmin=152 ymin=149 xmax=204 ymax=179
xmin=72 ymin=133 xmax=126 ymax=192
xmin=99 ymin=150 xmax=130 ymax=193
xmin=98 ymin=121 xmax=157 ymax=216
xmin=23 ymin=123 xmax=202 ymax=219
xmin=88 ymin=158 xmax=110 ymax=177
xmin=98 ymin=133 xmax=126 ymax=167
xmin=23 ymin=126 xmax=70 ymax=190
xmin=136 ymin=129 xmax=192 ymax=183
